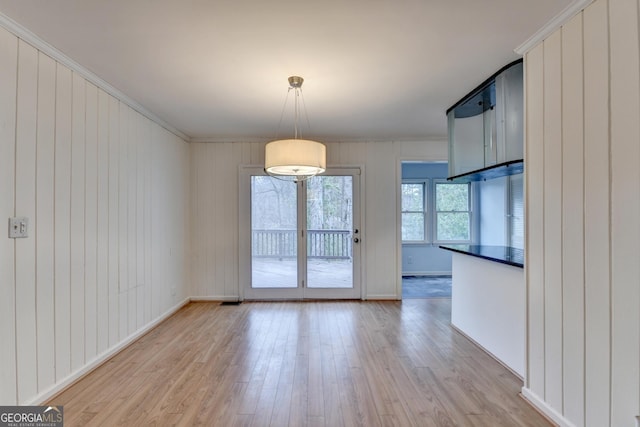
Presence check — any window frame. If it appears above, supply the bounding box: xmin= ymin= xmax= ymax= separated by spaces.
xmin=401 ymin=179 xmax=429 ymax=243
xmin=433 ymin=179 xmax=472 ymax=244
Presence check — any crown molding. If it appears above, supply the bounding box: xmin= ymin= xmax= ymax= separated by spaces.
xmin=0 ymin=12 xmax=190 ymax=142
xmin=515 ymin=0 xmax=595 ymax=55
xmin=190 ymin=136 xmax=448 ymax=144
xmin=190 ymin=136 xmax=270 ymax=144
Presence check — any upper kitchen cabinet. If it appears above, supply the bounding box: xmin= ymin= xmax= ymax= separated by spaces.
xmin=447 ymin=60 xmax=523 ymax=181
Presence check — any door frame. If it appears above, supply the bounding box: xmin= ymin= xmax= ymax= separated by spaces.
xmin=239 ymin=166 xmax=362 ymax=300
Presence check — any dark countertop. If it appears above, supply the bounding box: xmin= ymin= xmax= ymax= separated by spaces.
xmin=439 ymin=244 xmax=524 ymax=268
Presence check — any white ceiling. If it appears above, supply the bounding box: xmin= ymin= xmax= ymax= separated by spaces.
xmin=0 ymin=0 xmax=571 ymax=142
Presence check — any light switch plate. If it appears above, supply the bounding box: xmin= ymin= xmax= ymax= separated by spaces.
xmin=8 ymin=217 xmax=28 ymax=238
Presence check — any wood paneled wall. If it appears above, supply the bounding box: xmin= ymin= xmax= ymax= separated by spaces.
xmin=189 ymin=140 xmax=447 ymax=300
xmin=0 ymin=27 xmax=190 ymax=405
xmin=524 ymin=0 xmax=640 ymax=425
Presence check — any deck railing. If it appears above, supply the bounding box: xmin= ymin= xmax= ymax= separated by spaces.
xmin=252 ymin=229 xmax=352 ymax=259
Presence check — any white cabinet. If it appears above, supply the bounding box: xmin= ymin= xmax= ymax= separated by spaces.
xmin=448 ymin=60 xmax=523 ymax=180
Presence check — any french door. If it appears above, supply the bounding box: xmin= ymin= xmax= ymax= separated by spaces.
xmin=240 ymin=168 xmax=361 ymax=300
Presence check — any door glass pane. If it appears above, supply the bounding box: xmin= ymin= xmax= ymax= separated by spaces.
xmin=306 ymin=176 xmax=353 ymax=289
xmin=251 ymin=176 xmax=297 ymax=288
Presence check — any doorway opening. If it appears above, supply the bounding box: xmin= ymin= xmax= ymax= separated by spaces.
xmin=400 ymin=161 xmax=459 ymax=299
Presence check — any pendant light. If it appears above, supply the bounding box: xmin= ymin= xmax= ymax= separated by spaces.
xmin=265 ymin=76 xmax=326 ymax=182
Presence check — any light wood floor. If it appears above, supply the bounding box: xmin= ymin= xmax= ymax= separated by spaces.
xmin=48 ymin=299 xmax=552 ymax=426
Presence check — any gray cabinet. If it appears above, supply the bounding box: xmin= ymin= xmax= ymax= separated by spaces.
xmin=448 ymin=60 xmax=523 ymax=180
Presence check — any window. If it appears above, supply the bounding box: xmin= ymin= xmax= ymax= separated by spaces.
xmin=401 ymin=182 xmax=426 ymax=241
xmin=435 ymin=181 xmax=471 ymax=242
xmin=402 ymin=179 xmax=473 ymax=244
xmin=508 ymin=174 xmax=524 ymax=249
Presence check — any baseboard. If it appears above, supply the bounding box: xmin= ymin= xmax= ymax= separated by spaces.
xmin=402 ymin=271 xmax=452 ymax=277
xmin=521 ymin=387 xmax=576 ymax=427
xmin=28 ymin=297 xmax=190 ymax=405
xmin=364 ymin=294 xmax=400 ymax=300
xmin=190 ymin=295 xmax=241 ymax=302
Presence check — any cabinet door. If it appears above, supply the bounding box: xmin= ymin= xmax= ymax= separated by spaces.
xmin=495 ymin=62 xmax=524 ymax=163
xmin=448 ymin=109 xmax=485 ymax=177
xmin=483 ymin=107 xmax=497 ymax=167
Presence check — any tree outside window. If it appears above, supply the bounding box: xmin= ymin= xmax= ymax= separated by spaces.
xmin=435 ymin=182 xmax=470 ymax=242
xmin=401 ymin=182 xmax=426 ymax=241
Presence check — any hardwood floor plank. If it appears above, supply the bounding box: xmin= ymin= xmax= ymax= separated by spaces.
xmin=334 ymin=353 xmax=361 ymax=427
xmin=269 ymin=382 xmax=293 ymax=426
xmin=319 ymin=327 xmax=344 ymax=426
xmin=288 ymin=353 xmax=309 ymax=426
xmin=47 ymin=300 xmax=551 ymax=427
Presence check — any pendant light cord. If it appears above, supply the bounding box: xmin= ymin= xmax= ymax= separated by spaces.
xmin=298 ymin=89 xmax=312 ymax=138
xmin=274 ymin=87 xmax=293 ymax=141
xmin=294 ymin=87 xmax=300 ymax=139
xmin=274 ymin=84 xmax=312 ymax=141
